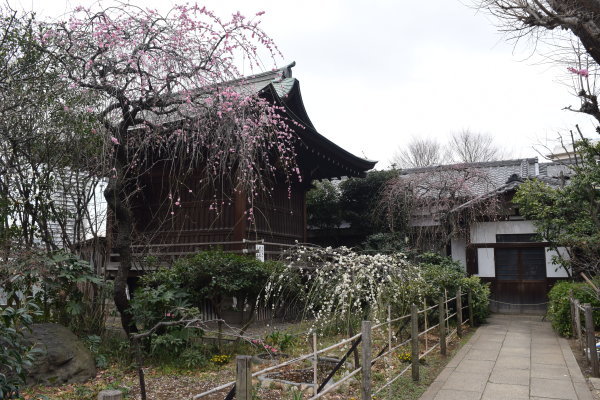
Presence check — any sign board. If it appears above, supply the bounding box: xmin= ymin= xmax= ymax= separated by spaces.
xmin=256 ymin=244 xmax=265 ymax=262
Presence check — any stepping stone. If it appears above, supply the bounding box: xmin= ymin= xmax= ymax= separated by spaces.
xmin=530 ymin=377 xmax=577 ymax=399
xmin=433 ymin=389 xmax=481 ymax=400
xmin=481 ymin=382 xmax=529 ymax=400
xmin=442 ymin=371 xmax=488 ymax=393
xmin=488 ymin=367 xmax=530 ymax=386
xmin=530 ymin=363 xmax=571 ymax=380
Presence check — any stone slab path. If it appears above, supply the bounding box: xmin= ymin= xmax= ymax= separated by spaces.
xmin=420 ymin=314 xmax=595 ymax=400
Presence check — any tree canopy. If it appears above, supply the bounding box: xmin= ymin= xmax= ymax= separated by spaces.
xmin=35 ymin=3 xmax=300 ymax=334
xmin=477 ymin=0 xmax=600 ymax=124
xmin=513 ymin=139 xmax=600 ymax=275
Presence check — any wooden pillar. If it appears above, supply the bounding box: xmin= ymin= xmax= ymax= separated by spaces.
xmin=584 ymin=304 xmax=599 ymax=377
xmin=233 ymin=190 xmax=247 ymax=248
xmin=236 ymin=355 xmax=253 ymax=400
xmin=468 ymin=291 xmax=475 ymax=327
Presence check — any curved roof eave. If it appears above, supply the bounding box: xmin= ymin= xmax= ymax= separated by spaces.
xmin=261 ymin=80 xmax=377 ymax=175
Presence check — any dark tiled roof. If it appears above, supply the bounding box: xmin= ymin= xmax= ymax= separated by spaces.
xmin=400 ymin=158 xmax=538 ymax=197
xmin=401 ymin=158 xmax=538 ymax=174
xmin=401 ymin=157 xmax=571 ymax=213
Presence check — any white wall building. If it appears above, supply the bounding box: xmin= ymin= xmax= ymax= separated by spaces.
xmin=402 ymin=157 xmax=573 ymax=313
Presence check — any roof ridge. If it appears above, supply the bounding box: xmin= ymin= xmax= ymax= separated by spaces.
xmin=401 ymin=157 xmax=539 ymax=174
xmin=219 ymin=61 xmax=296 ymax=87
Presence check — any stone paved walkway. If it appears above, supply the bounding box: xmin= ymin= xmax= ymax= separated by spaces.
xmin=420 ymin=314 xmax=595 ymax=400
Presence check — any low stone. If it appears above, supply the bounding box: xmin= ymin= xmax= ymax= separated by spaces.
xmin=98 ymin=389 xmax=122 ymax=400
xmin=23 ymin=323 xmax=96 ymax=385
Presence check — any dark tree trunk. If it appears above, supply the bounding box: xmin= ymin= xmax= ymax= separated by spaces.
xmin=104 ymin=141 xmax=138 ymax=335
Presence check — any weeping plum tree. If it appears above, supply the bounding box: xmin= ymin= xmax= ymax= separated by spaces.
xmin=378 ymin=164 xmax=500 ymax=250
xmin=40 ymin=4 xmax=299 ymax=334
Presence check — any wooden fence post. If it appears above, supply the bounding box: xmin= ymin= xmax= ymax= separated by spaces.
xmin=457 ymin=288 xmax=463 ymax=338
xmin=574 ymin=299 xmax=583 ymax=350
xmin=570 ymin=293 xmax=577 ymax=337
xmin=236 ymin=355 xmax=253 ymax=400
xmin=584 ymin=304 xmax=599 ymax=377
xmin=439 ymin=296 xmax=447 ymax=356
xmin=98 ymin=390 xmax=122 ymax=400
xmin=411 ymin=303 xmax=419 ymax=381
xmin=444 ymin=289 xmax=450 ymax=335
xmin=361 ymin=320 xmax=372 ymax=400
xmin=468 ymin=290 xmax=474 ymax=327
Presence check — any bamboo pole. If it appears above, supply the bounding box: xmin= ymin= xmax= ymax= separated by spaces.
xmin=313 ymin=332 xmax=318 ymax=395
xmin=361 ymin=320 xmax=372 ymax=400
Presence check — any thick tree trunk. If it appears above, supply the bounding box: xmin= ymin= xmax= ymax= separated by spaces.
xmin=104 ymin=155 xmax=137 ymax=335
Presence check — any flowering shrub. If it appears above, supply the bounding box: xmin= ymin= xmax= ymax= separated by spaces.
xmin=264 ymin=246 xmax=425 ymax=331
xmin=264 ymin=246 xmax=491 ymax=331
xmin=210 ymin=354 xmax=231 ymax=365
xmin=251 ymin=339 xmax=279 ymax=354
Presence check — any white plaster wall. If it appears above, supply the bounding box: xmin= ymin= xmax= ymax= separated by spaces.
xmin=477 ymin=248 xmax=496 ymax=277
xmin=450 ymin=237 xmax=467 ymax=271
xmin=546 ymin=247 xmax=570 ymax=278
xmin=470 ymin=220 xmax=537 ymax=243
xmin=471 ymin=221 xmax=538 ymax=278
xmin=468 ymin=221 xmax=571 ymax=279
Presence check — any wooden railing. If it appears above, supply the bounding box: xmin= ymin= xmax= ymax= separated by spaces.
xmin=193 ymin=289 xmax=475 ymax=400
xmin=569 ymin=296 xmax=600 ymax=377
xmin=106 ymin=239 xmax=317 ymax=271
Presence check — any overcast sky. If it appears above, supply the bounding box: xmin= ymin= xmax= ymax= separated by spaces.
xmin=10 ymin=0 xmax=599 ymax=168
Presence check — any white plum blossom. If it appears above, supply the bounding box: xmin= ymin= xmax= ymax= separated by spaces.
xmin=263 ymin=245 xmax=425 ymax=333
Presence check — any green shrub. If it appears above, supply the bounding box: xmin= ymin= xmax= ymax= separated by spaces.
xmin=419 ymin=254 xmax=465 ymax=299
xmin=361 ymin=232 xmax=407 ymax=253
xmin=460 ymin=275 xmax=491 ymax=324
xmin=130 ymin=282 xmax=194 ymax=330
xmin=547 ymin=280 xmax=600 ymax=337
xmin=138 ymin=250 xmax=281 ymax=322
xmin=180 ymin=347 xmax=209 ymax=368
xmin=0 ymin=295 xmax=43 ymax=398
xmin=83 ymin=334 xmax=108 ymax=369
xmin=0 ymin=248 xmax=109 ymax=336
xmin=265 ymin=331 xmax=296 ymax=352
xmin=130 ymin=250 xmax=281 ymax=362
xmin=418 ymin=253 xmax=490 ymax=324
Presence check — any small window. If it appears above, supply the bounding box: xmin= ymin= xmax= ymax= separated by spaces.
xmin=496 ymin=233 xmax=537 ymax=243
